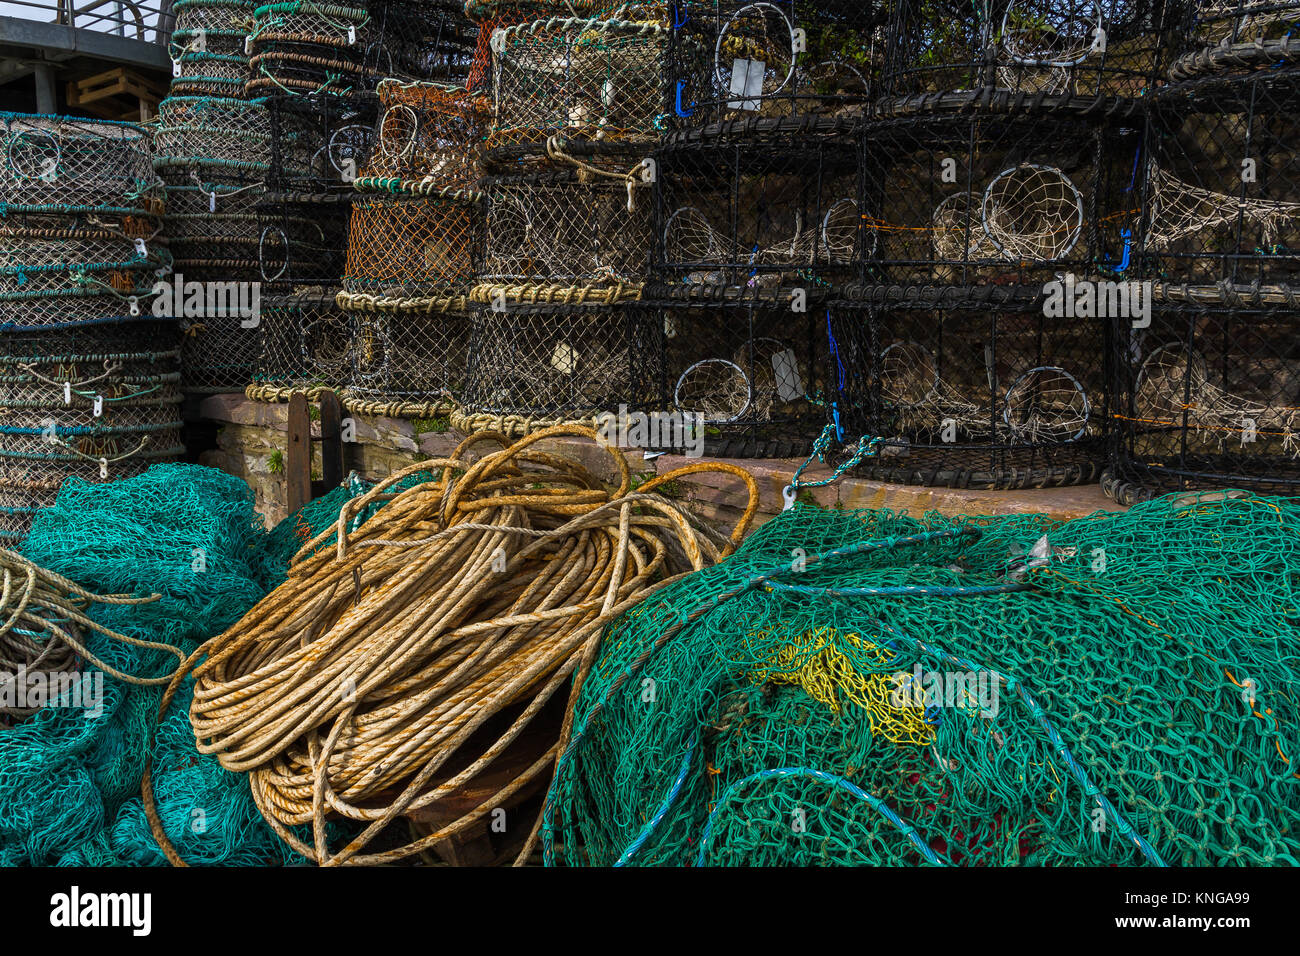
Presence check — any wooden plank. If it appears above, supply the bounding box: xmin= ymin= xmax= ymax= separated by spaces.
xmin=318 ymin=390 xmax=344 ymax=493
xmin=286 ymin=392 xmax=313 ymax=514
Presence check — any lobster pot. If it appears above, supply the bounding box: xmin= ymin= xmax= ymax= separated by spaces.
xmin=180 ymin=311 xmax=263 ymax=392
xmin=861 ymin=105 xmax=1140 ymax=293
xmin=360 ymin=80 xmax=488 ymax=192
xmin=251 ymin=292 xmax=353 ymax=396
xmin=265 ymin=93 xmax=376 ymax=193
xmin=247 ymin=0 xmax=475 ymax=97
xmin=458 ymin=304 xmax=663 ymax=432
xmin=346 ymin=308 xmax=471 ymax=411
xmin=667 ymin=0 xmax=882 ymax=130
xmin=648 ymin=298 xmax=821 ymax=457
xmin=654 ymin=126 xmax=858 ymax=296
xmin=486 ymin=13 xmax=671 ymax=154
xmin=153 ymin=97 xmax=294 ymax=179
xmin=169 ymin=0 xmax=255 ymax=98
xmin=828 ymin=294 xmax=1109 ymax=488
xmin=0 ymin=322 xmax=184 ymax=543
xmin=0 ymin=219 xmax=170 ymax=329
xmin=880 ymin=0 xmax=1169 ymax=103
xmin=256 ymin=197 xmax=352 ymax=286
xmin=1141 ymin=70 xmax=1300 ymax=304
xmin=0 ymin=112 xmax=162 ymax=217
xmin=481 ymin=167 xmax=651 ymax=297
xmin=342 ymin=193 xmax=482 ymax=301
xmin=164 ymin=188 xmax=265 ymax=282
xmin=1108 ymin=305 xmax=1300 ymax=500
xmin=464 ymin=1 xmax=618 ymax=92
xmin=1169 ymin=0 xmax=1300 ymax=81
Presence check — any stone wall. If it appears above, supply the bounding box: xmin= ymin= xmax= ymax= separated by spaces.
xmin=197 ymin=393 xmax=1126 ymax=530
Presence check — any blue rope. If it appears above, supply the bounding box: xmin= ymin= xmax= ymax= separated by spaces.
xmin=614 ymin=732 xmax=698 ymax=866
xmin=695 ymin=766 xmax=945 ymax=866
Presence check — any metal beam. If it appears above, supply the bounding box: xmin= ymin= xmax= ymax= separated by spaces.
xmin=0 ymin=16 xmax=169 ymax=71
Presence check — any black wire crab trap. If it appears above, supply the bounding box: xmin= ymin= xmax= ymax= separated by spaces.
xmin=879 ymin=0 xmax=1171 ymax=105
xmin=454 ymin=302 xmax=664 ymax=435
xmin=1107 ymin=304 xmax=1300 ymax=500
xmin=824 ymin=290 xmax=1111 ymax=488
xmin=665 ymin=0 xmax=884 ymax=131
xmin=246 ymin=0 xmax=476 ymax=99
xmin=168 ymin=0 xmax=256 ymax=99
xmin=485 ymin=6 xmax=673 ymax=156
xmin=652 ymin=121 xmax=858 ymax=299
xmin=1 ymin=114 xmax=169 ymax=331
xmin=1169 ymin=0 xmax=1300 ymax=81
xmin=859 ymin=104 xmax=1144 ymax=295
xmin=476 ymin=158 xmax=652 ymax=306
xmin=248 ymin=291 xmax=354 ymax=400
xmin=632 ymin=295 xmax=822 ymax=456
xmin=1139 ymin=68 xmax=1300 ymax=306
xmin=347 ymin=309 xmax=473 ymax=416
xmin=0 ymin=323 xmax=184 ymax=544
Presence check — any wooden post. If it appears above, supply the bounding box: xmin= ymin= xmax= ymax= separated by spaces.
xmin=318 ymin=390 xmax=344 ymax=494
xmin=286 ymin=392 xmax=312 ymax=514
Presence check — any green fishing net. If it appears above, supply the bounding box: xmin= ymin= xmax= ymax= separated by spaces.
xmin=545 ymin=492 xmax=1300 ymax=866
xmin=1 ymin=463 xmax=364 ymax=866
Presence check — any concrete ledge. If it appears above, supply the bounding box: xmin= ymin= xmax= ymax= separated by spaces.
xmin=197 ymin=394 xmax=1124 ymax=528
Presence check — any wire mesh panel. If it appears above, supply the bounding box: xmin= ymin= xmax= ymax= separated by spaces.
xmin=249 ymin=291 xmax=353 ymax=399
xmin=1141 ymin=69 xmax=1300 ymax=305
xmin=645 ymin=299 xmax=821 ymax=456
xmin=0 ymin=323 xmax=184 ymax=543
xmin=256 ymin=197 xmax=352 ymax=286
xmin=457 ymin=304 xmax=663 ymax=434
xmin=341 ymin=192 xmax=483 ymax=304
xmin=345 ymin=308 xmax=471 ymax=413
xmin=359 ymin=80 xmax=488 ymax=192
xmin=860 ymin=105 xmax=1142 ymax=293
xmin=265 ymin=92 xmax=376 ymax=193
xmin=169 ymin=0 xmax=256 ymax=98
xmin=478 ymin=163 xmax=651 ymax=303
xmin=180 ymin=312 xmax=265 ymax=393
xmin=487 ymin=11 xmax=672 ymax=152
xmin=667 ymin=0 xmax=884 ymax=130
xmin=1109 ymin=305 xmax=1300 ymax=499
xmin=880 ymin=0 xmax=1170 ymax=103
xmin=464 ymin=1 xmax=625 ymax=91
xmin=654 ymin=123 xmax=858 ymax=297
xmin=827 ymin=292 xmax=1110 ymax=488
xmin=1 ymin=112 xmax=163 ymax=218
xmin=247 ymin=0 xmax=476 ymax=97
xmin=1169 ymin=0 xmax=1300 ymax=80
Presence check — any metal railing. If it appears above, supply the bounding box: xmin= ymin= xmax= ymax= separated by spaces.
xmin=3 ymin=0 xmax=173 ymax=45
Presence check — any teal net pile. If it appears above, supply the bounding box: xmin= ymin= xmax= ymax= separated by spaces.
xmin=545 ymin=491 xmax=1300 ymax=866
xmin=0 ymin=463 xmax=359 ymax=866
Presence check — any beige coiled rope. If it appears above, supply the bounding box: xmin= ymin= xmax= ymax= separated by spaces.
xmin=145 ymin=425 xmax=758 ymax=865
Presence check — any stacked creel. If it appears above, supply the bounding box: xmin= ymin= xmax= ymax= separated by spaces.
xmin=333 ymin=78 xmax=484 ymax=418
xmin=453 ymin=0 xmax=668 ymax=436
xmin=643 ymin=0 xmax=881 ymax=457
xmin=248 ymin=1 xmax=478 ymax=407
xmin=1108 ymin=0 xmax=1300 ymax=502
xmin=168 ymin=0 xmax=256 ymax=98
xmin=0 ymin=113 xmax=182 ymax=544
xmin=825 ymin=0 xmax=1172 ymax=489
xmin=152 ymin=92 xmax=291 ymax=392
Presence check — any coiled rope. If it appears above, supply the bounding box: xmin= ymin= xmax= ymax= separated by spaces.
xmin=145 ymin=425 xmax=758 ymax=865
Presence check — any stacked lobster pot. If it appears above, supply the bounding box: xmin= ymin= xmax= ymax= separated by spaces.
xmin=643 ymin=0 xmax=880 ymax=457
xmin=453 ymin=1 xmax=667 ymax=436
xmin=336 ymin=78 xmax=487 ymax=418
xmin=1109 ymin=0 xmax=1300 ymax=502
xmin=242 ymin=0 xmax=468 ymax=402
xmin=825 ymin=0 xmax=1170 ymax=489
xmin=168 ymin=0 xmax=256 ymax=99
xmin=152 ymin=93 xmax=299 ymax=391
xmin=0 ymin=113 xmax=182 ymax=544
